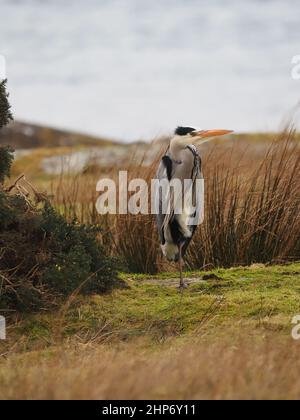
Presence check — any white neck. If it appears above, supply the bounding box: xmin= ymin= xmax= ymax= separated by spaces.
xmin=169 ymin=135 xmax=190 ymax=160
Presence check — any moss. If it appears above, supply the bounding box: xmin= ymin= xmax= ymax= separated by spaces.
xmin=4 ymin=263 xmax=300 ymax=355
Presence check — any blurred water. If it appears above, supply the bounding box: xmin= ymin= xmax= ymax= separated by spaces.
xmin=0 ymin=0 xmax=300 ymax=141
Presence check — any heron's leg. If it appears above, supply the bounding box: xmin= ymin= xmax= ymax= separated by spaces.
xmin=178 ymin=243 xmax=187 ymax=289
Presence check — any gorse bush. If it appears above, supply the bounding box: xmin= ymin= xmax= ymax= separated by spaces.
xmin=0 ymin=145 xmax=14 ymax=183
xmin=0 ymin=79 xmax=13 ymax=183
xmin=0 ymin=194 xmax=121 ymax=312
xmin=41 ymin=205 xmax=120 ymax=296
xmin=0 ymin=79 xmax=13 ymax=129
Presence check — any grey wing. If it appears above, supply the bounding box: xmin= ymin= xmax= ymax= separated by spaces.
xmin=155 ymin=155 xmax=173 ymax=245
xmin=182 ymin=155 xmax=204 ymax=256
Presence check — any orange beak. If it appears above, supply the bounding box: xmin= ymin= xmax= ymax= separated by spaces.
xmin=191 ymin=129 xmax=234 ymax=139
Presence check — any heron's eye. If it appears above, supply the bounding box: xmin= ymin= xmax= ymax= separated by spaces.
xmin=190 ymin=130 xmax=203 ymax=137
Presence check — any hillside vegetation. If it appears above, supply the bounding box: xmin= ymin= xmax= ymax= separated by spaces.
xmin=0 ymin=121 xmax=118 ymax=149
xmin=1 ymin=263 xmax=300 ymax=399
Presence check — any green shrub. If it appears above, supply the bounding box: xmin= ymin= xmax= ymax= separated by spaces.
xmin=0 ymin=198 xmax=122 ymax=312
xmin=0 ymin=145 xmax=14 ymax=184
xmin=0 ymin=79 xmax=13 ymax=129
xmin=0 ymin=79 xmax=13 ymax=183
xmin=41 ymin=205 xmax=120 ymax=295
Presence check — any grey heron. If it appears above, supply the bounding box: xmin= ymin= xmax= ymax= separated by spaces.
xmin=155 ymin=126 xmax=233 ymax=288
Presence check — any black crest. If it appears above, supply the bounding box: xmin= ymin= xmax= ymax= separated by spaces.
xmin=175 ymin=126 xmax=196 ymax=136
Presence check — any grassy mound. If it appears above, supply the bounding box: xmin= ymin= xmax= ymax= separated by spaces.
xmin=1 ymin=264 xmax=300 ymax=400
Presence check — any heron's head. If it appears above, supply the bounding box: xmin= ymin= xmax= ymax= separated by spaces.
xmin=171 ymin=126 xmax=234 ymax=150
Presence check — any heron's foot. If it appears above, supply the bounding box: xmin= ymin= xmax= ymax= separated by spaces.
xmin=178 ymin=280 xmax=189 ymax=290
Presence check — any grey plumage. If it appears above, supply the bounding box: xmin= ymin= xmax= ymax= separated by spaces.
xmin=155 ymin=145 xmax=203 ymax=262
xmin=155 ymin=126 xmax=233 ymax=288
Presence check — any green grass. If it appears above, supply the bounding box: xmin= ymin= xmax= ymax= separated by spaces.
xmin=2 ymin=263 xmax=300 ymax=356
xmin=2 ymin=263 xmax=300 ymax=400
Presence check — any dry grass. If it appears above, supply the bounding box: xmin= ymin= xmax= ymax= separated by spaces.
xmin=1 ymin=333 xmax=300 ymax=400
xmin=187 ymin=130 xmax=300 ymax=269
xmin=50 ymin=143 xmax=165 ymax=272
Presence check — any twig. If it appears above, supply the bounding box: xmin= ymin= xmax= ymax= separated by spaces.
xmin=4 ymin=174 xmax=25 ymax=193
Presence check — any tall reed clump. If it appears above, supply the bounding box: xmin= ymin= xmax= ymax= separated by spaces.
xmin=51 ymin=147 xmax=165 ymax=273
xmin=112 ymin=152 xmax=163 ymax=274
xmin=51 ymin=129 xmax=300 ymax=273
xmin=187 ymin=130 xmax=300 ymax=269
